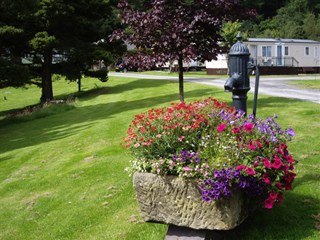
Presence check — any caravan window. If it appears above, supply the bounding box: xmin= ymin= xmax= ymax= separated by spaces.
xmin=262 ymin=46 xmax=272 ymax=57
xmin=285 ymin=47 xmax=289 ymax=56
xmin=305 ymin=47 xmax=310 ymax=56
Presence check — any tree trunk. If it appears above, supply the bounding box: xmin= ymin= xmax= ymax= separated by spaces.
xmin=40 ymin=48 xmax=53 ymax=102
xmin=178 ymin=55 xmax=184 ymax=102
xmin=78 ymin=76 xmax=81 ymax=92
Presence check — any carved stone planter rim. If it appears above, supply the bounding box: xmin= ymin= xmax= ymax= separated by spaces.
xmin=133 ymin=172 xmax=251 ymax=230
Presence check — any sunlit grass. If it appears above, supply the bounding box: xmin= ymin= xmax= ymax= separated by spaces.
xmin=286 ymin=80 xmax=320 ymax=89
xmin=0 ymin=76 xmax=319 ymax=239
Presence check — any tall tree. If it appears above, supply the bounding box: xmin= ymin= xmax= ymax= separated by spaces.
xmin=0 ymin=0 xmax=124 ymax=102
xmin=113 ymin=0 xmax=254 ymax=102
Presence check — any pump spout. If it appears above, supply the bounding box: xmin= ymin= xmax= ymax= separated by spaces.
xmin=224 ymin=73 xmax=241 ymax=92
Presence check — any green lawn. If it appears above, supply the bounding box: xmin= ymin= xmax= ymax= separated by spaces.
xmin=287 ymin=80 xmax=320 ymax=90
xmin=0 ymin=76 xmax=319 ymax=239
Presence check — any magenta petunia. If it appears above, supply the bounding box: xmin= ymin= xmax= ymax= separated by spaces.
xmin=276 ymin=182 xmax=283 ymax=190
xmin=269 ymin=192 xmax=278 ymax=199
xmin=217 ymin=123 xmax=227 ymax=133
xmin=262 ymin=174 xmax=271 ymax=185
xmin=236 ymin=165 xmax=246 ymax=171
xmin=247 ymin=145 xmax=256 ymax=150
xmin=244 ymin=123 xmax=254 ymax=132
xmin=263 ymin=158 xmax=272 ymax=169
xmin=246 ymin=167 xmax=256 ymax=175
xmin=285 ymin=155 xmax=295 ymax=163
xmin=232 ymin=127 xmax=240 ymax=133
xmin=264 ymin=197 xmax=275 ymax=209
xmin=272 ymin=157 xmax=283 ymax=169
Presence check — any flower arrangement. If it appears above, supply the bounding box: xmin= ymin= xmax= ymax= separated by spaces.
xmin=123 ymin=97 xmax=296 ymax=209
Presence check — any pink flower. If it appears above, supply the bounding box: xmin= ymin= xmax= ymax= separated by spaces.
xmin=262 ymin=174 xmax=271 ymax=185
xmin=280 ymin=143 xmax=287 ymax=149
xmin=232 ymin=127 xmax=240 ymax=133
xmin=247 ymin=145 xmax=256 ymax=150
xmin=255 ymin=140 xmax=263 ymax=148
xmin=217 ymin=123 xmax=226 ymax=133
xmin=285 ymin=155 xmax=295 ymax=163
xmin=276 ymin=182 xmax=283 ymax=190
xmin=236 ymin=165 xmax=246 ymax=171
xmin=269 ymin=192 xmax=278 ymax=199
xmin=272 ymin=157 xmax=283 ymax=169
xmin=156 ymin=134 xmax=162 ymax=138
xmin=178 ymin=136 xmax=185 ymax=142
xmin=244 ymin=123 xmax=254 ymax=132
xmin=264 ymin=197 xmax=275 ymax=209
xmin=263 ymin=158 xmax=272 ymax=169
xmin=246 ymin=167 xmax=256 ymax=175
xmin=143 ymin=141 xmax=152 ymax=146
xmin=183 ymin=166 xmax=192 ymax=172
xmin=282 ymin=164 xmax=289 ymax=173
xmin=134 ymin=143 xmax=140 ymax=148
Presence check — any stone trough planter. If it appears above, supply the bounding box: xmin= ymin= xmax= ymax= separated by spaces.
xmin=133 ymin=172 xmax=251 ymax=230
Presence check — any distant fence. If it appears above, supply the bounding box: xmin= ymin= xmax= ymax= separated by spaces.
xmin=256 ymin=57 xmax=299 ymax=67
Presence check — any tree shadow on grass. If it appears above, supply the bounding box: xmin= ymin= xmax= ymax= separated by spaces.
xmin=0 ymin=78 xmax=174 ymax=117
xmin=0 ymin=87 xmax=220 ymax=153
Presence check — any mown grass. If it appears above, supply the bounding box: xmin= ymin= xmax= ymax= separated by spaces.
xmin=0 ymin=76 xmax=319 ymax=240
xmin=287 ymin=80 xmax=320 ymax=90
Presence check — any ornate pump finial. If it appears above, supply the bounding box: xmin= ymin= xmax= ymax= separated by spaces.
xmin=236 ymin=32 xmax=242 ymax=42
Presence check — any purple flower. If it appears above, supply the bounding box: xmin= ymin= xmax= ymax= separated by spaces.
xmin=286 ymin=128 xmax=295 ymax=137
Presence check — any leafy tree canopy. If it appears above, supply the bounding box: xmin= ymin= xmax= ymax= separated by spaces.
xmin=113 ymin=0 xmax=255 ymax=102
xmin=0 ymin=0 xmax=124 ymax=101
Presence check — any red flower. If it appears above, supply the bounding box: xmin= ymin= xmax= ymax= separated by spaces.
xmin=139 ymin=127 xmax=146 ymax=133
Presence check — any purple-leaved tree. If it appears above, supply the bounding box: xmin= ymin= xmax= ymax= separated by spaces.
xmin=112 ymin=0 xmax=255 ymax=102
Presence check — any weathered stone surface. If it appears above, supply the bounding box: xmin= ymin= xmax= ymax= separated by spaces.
xmin=133 ymin=172 xmax=250 ymax=230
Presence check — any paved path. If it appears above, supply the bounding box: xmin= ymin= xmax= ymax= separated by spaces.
xmin=109 ymin=72 xmax=320 ymax=104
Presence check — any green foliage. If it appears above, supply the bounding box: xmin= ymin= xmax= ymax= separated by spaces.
xmin=0 ymin=59 xmax=31 ymax=88
xmin=29 ymin=32 xmax=57 ymax=51
xmin=244 ymin=0 xmax=320 ymax=40
xmin=221 ymin=21 xmax=248 ymax=48
xmin=0 ymin=0 xmax=124 ymax=100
